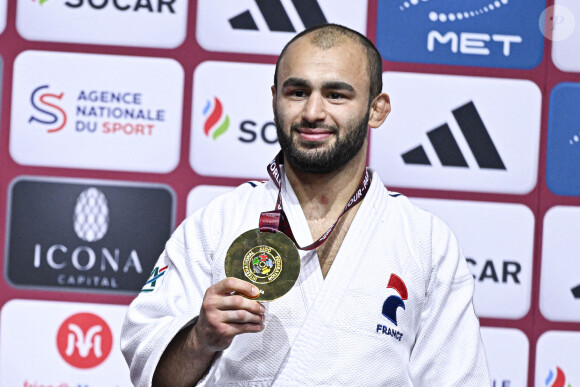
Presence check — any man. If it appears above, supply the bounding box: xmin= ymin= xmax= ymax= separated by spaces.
xmin=121 ymin=24 xmax=490 ymax=386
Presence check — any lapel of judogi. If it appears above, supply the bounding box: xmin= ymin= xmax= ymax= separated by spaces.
xmin=273 ymin=170 xmax=387 ymax=386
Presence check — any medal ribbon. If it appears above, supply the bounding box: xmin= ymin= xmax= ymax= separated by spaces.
xmin=259 ymin=151 xmax=371 ymax=251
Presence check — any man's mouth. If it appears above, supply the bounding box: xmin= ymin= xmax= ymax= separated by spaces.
xmin=296 ymin=128 xmax=333 ymax=142
xmin=292 ymin=124 xmax=337 ymax=142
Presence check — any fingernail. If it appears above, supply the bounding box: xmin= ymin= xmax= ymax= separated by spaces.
xmin=260 ymin=304 xmax=266 ymax=313
xmin=252 ymin=287 xmax=260 ymax=296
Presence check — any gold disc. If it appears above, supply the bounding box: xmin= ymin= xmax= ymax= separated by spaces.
xmin=225 ymin=228 xmax=300 ymax=301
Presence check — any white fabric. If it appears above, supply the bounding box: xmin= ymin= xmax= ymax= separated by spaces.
xmin=121 ymin=169 xmax=490 ymax=386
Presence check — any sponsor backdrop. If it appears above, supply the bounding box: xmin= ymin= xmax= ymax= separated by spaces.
xmin=0 ymin=0 xmax=578 ymax=385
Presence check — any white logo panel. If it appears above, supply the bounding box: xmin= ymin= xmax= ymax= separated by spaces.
xmin=411 ymin=198 xmax=534 ymax=319
xmin=481 ymin=327 xmax=529 ymax=387
xmin=191 ymin=61 xmax=279 ymax=179
xmin=16 ymin=0 xmax=187 ymax=48
xmin=196 ymin=0 xmax=367 ymax=55
xmin=535 ymin=331 xmax=580 ymax=386
xmin=540 ymin=206 xmax=580 ymax=322
xmin=187 ymin=184 xmax=235 ymax=216
xmin=10 ymin=51 xmax=183 ymax=173
xmin=0 ymin=299 xmax=130 ymax=385
xmin=552 ymin=0 xmax=580 ymax=72
xmin=0 ymin=0 xmax=7 ymax=35
xmin=371 ymin=72 xmax=542 ymax=194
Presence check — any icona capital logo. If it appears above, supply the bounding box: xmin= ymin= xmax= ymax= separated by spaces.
xmin=56 ymin=312 xmax=113 ymax=369
xmin=7 ymin=178 xmax=175 ymax=293
xmin=29 ymin=84 xmax=67 ymax=133
xmin=203 ymin=96 xmax=230 ymax=140
xmin=73 ymin=187 xmax=109 ymax=242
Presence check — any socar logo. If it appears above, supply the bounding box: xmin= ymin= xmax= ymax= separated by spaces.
xmin=545 ymin=366 xmax=572 ymax=387
xmin=203 ymin=97 xmax=230 ymax=140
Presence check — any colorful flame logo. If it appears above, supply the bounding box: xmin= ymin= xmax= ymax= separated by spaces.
xmin=545 ymin=366 xmax=572 ymax=387
xmin=203 ymin=97 xmax=230 ymax=140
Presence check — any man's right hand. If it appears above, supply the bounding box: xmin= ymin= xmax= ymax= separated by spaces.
xmin=192 ymin=277 xmax=266 ymax=354
xmin=153 ymin=277 xmax=265 ymax=386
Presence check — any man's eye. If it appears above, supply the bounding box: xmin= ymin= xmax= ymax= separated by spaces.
xmin=328 ymin=93 xmax=343 ymax=99
xmin=291 ymin=90 xmax=306 ymax=97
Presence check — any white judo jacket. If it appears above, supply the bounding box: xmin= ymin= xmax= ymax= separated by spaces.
xmin=121 ymin=169 xmax=490 ymax=386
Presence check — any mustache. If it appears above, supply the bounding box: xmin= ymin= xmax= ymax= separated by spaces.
xmin=290 ymin=121 xmax=339 ymax=133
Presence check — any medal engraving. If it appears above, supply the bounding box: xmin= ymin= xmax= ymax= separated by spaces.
xmin=225 ymin=229 xmax=300 ymax=301
xmin=242 ymin=245 xmax=283 ymax=284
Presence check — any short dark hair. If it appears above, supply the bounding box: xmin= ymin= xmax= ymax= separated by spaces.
xmin=273 ymin=24 xmax=383 ymax=102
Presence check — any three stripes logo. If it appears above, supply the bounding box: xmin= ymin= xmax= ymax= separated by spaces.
xmin=572 ymin=283 xmax=580 ymax=299
xmin=402 ymin=101 xmax=506 ymax=170
xmin=229 ymin=0 xmax=327 ymax=32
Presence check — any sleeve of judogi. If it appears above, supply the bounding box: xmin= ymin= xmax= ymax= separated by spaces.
xmin=120 ymin=211 xmax=215 ymax=387
xmin=409 ymin=215 xmax=491 ymax=386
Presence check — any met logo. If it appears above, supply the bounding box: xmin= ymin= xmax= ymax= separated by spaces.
xmin=547 ymin=82 xmax=580 ymax=196
xmin=376 ymin=0 xmax=544 ymax=69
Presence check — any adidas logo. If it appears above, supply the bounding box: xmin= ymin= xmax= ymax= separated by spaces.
xmin=573 ymin=283 xmax=580 ymax=299
xmin=402 ymin=101 xmax=506 ymax=170
xmin=229 ymin=0 xmax=327 ymax=32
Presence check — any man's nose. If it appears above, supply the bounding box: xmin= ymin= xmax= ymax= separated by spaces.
xmin=302 ymin=93 xmax=326 ymax=123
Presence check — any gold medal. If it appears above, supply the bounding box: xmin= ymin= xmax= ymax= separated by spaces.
xmin=225 ymin=228 xmax=300 ymax=301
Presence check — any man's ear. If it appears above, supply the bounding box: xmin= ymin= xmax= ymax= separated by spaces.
xmin=368 ymin=93 xmax=391 ymax=129
xmin=271 ymin=85 xmax=277 ymax=116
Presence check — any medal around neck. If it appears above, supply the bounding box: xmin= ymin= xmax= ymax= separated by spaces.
xmin=225 ymin=228 xmax=300 ymax=301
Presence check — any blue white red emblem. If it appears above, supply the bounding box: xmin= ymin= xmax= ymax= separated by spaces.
xmin=382 ymin=274 xmax=408 ymax=326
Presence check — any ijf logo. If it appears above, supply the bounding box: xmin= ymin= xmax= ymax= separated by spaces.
xmin=56 ymin=312 xmax=113 ymax=369
xmin=196 ymin=0 xmax=367 ymax=55
xmin=203 ymin=97 xmax=230 ymax=140
xmin=547 ymin=83 xmax=580 ymax=196
xmin=376 ymin=274 xmax=407 ymax=342
xmin=28 ymin=84 xmax=67 ymax=133
xmin=376 ymin=0 xmax=545 ymax=69
xmin=370 ymin=72 xmax=541 ymax=194
xmin=141 ymin=264 xmax=168 ymax=293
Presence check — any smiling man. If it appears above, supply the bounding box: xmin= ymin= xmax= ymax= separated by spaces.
xmin=121 ymin=24 xmax=490 ymax=386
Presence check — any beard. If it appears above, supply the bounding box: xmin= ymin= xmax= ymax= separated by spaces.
xmin=274 ymin=108 xmax=370 ymax=174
